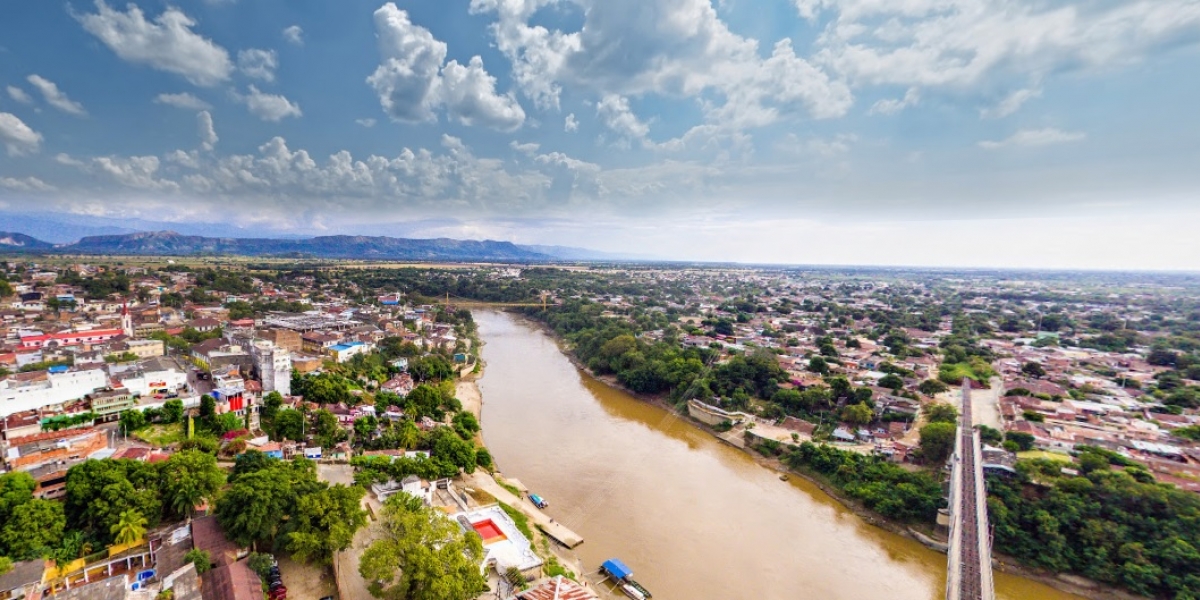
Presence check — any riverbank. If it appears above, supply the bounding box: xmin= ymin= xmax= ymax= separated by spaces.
xmin=510 ymin=311 xmax=1136 ymax=600
xmin=452 ymin=329 xmax=593 ymax=592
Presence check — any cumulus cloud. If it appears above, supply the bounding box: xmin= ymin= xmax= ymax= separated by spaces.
xmin=154 ymin=92 xmax=211 ymax=110
xmin=0 ymin=176 xmax=55 ymax=192
xmin=7 ymin=86 xmax=33 ymax=105
xmin=75 ymin=0 xmax=233 ymax=87
xmin=807 ymin=0 xmax=1200 ymax=92
xmin=564 ymin=113 xmax=578 ymax=132
xmin=0 ymin=112 xmax=43 ymax=155
xmin=355 ymin=118 xmax=377 ymax=128
xmin=469 ymin=0 xmax=850 ymax=132
xmin=979 ymin=128 xmax=1086 ymax=149
xmin=197 ymin=111 xmax=218 ymax=150
xmin=237 ymin=85 xmax=302 ymax=121
xmin=282 ymin=25 xmax=304 ymax=46
xmin=367 ymin=3 xmax=525 ymax=131
xmin=238 ymin=49 xmax=278 ymax=82
xmin=868 ymin=88 xmax=919 ymax=116
xmin=596 ymin=95 xmax=650 ymax=146
xmin=981 ymin=88 xmax=1042 ymax=119
xmin=26 ymin=75 xmax=87 ymax=116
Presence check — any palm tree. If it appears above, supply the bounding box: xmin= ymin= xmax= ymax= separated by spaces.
xmin=111 ymin=510 xmax=147 ymax=546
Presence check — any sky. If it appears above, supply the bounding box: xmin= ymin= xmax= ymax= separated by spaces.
xmin=2 ymin=0 xmax=1200 ymax=269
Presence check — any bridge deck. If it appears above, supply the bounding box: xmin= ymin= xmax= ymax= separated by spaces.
xmin=946 ymin=381 xmax=994 ymax=600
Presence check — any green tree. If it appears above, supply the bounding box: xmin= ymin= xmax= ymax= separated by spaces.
xmin=160 ymin=450 xmax=225 ymax=518
xmin=919 ymin=379 xmax=949 ymax=396
xmin=918 ymin=422 xmax=956 ymax=464
xmin=111 ymin=509 xmax=148 ymax=545
xmin=0 ymin=499 xmax=66 ymax=560
xmin=1022 ymin=361 xmax=1047 ymax=378
xmin=247 ymin=552 xmax=275 ymax=579
xmin=358 ymin=494 xmax=487 ymax=600
xmin=0 ymin=472 xmax=36 ymax=526
xmin=878 ymin=373 xmax=904 ymax=391
xmin=284 ymin=484 xmax=368 ymax=564
xmin=273 ymin=409 xmax=306 ymax=442
xmin=807 ymin=356 xmax=829 ymax=375
xmin=184 ymin=549 xmax=212 ymax=574
xmin=841 ymin=403 xmax=873 ymax=426
xmin=216 ymin=468 xmax=297 ymax=547
xmin=1005 ymin=431 xmax=1036 ymax=451
xmin=925 ymin=403 xmax=959 ymax=424
xmin=64 ymin=460 xmax=162 ymax=544
xmin=162 ymin=399 xmax=184 ymax=424
xmin=119 ymin=409 xmax=147 ymax=434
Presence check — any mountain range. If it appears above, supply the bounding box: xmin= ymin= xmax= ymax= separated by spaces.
xmin=0 ymin=230 xmax=614 ymax=262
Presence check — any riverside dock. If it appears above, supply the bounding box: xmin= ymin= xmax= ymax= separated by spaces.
xmin=466 ymin=472 xmax=584 ymax=548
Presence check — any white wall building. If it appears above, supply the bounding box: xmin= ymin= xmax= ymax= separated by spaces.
xmin=0 ymin=368 xmax=108 ymax=417
xmin=250 ymin=339 xmax=292 ymax=396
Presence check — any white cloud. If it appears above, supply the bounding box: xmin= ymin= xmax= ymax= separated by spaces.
xmin=0 ymin=176 xmax=55 ymax=192
xmin=154 ymin=92 xmax=212 ymax=110
xmin=809 ymin=0 xmax=1200 ymax=92
xmin=237 ymin=85 xmax=302 ymax=121
xmin=282 ymin=25 xmax=304 ymax=46
xmin=564 ymin=113 xmax=578 ymax=132
xmin=6 ymin=86 xmax=32 ymax=105
xmin=596 ymin=94 xmax=650 ymax=146
xmin=981 ymin=88 xmax=1042 ymax=119
xmin=356 ymin=118 xmax=377 ymax=128
xmin=510 ymin=141 xmax=540 ymax=155
xmin=238 ymin=49 xmax=278 ymax=82
xmin=868 ymin=88 xmax=919 ymax=115
xmin=89 ymin=155 xmax=178 ymax=190
xmin=367 ymin=3 xmax=526 ymax=131
xmin=76 ymin=0 xmax=233 ymax=87
xmin=0 ymin=112 xmax=42 ymax=155
xmin=197 ymin=110 xmax=218 ymax=150
xmin=470 ymin=0 xmax=851 ymax=131
xmin=979 ymin=128 xmax=1086 ymax=149
xmin=26 ymin=75 xmax=87 ymax=117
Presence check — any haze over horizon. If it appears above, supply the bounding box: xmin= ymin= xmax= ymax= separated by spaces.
xmin=2 ymin=1 xmax=1200 ymax=269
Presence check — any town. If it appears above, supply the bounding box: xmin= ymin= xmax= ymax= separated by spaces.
xmin=1 ymin=259 xmax=1199 ymax=600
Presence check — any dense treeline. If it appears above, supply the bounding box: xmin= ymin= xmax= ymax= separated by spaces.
xmin=217 ymin=453 xmax=366 ymax=563
xmin=988 ymin=461 xmax=1200 ymax=599
xmin=781 ymin=442 xmax=943 ymax=523
xmin=0 ymin=451 xmax=224 ymax=565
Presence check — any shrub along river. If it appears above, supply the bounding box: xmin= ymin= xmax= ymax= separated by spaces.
xmin=475 ymin=310 xmax=1083 ymax=600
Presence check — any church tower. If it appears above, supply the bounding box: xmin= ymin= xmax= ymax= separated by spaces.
xmin=121 ymin=302 xmax=134 ymax=338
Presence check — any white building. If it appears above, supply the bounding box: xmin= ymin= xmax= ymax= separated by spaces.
xmin=117 ymin=366 xmax=188 ymax=397
xmin=0 ymin=368 xmax=108 ymax=417
xmin=250 ymin=339 xmax=292 ymax=396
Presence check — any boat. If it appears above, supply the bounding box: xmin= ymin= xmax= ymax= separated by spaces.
xmin=529 ymin=492 xmax=548 ymax=509
xmin=599 ymin=558 xmax=653 ymax=599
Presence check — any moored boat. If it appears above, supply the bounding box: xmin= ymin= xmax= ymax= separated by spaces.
xmin=599 ymin=558 xmax=653 ymax=599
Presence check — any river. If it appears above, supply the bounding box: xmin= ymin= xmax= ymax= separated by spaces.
xmin=475 ymin=310 xmax=1083 ymax=600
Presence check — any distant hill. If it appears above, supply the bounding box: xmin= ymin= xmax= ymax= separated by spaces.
xmin=0 ymin=230 xmax=553 ymax=262
xmin=0 ymin=232 xmax=56 ymax=250
xmin=516 ymin=244 xmax=651 ymax=261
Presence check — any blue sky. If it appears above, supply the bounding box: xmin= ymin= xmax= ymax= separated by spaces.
xmin=2 ymin=0 xmax=1200 ymax=268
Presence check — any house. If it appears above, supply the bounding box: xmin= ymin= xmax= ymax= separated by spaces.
xmin=187 ymin=318 xmax=221 ymax=333
xmin=191 ymin=515 xmax=244 ymax=567
xmin=0 ymin=559 xmax=44 ymax=600
xmin=327 ymin=341 xmax=373 ymax=363
xmin=301 ymin=331 xmax=342 ymax=353
xmin=381 ymin=373 xmax=414 ymax=396
xmin=516 ymin=576 xmax=598 ymax=600
xmin=831 ymin=427 xmax=856 ymax=442
xmin=200 ymin=561 xmax=262 ymax=600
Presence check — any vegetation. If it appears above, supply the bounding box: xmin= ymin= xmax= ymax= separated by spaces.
xmin=359 ymin=493 xmax=487 ymax=600
xmin=989 ymin=461 xmax=1200 ymax=598
xmin=216 ymin=454 xmax=366 ymax=563
xmin=782 ymin=442 xmax=943 ymax=523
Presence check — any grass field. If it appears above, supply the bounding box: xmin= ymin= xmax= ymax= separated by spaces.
xmin=1018 ymin=450 xmax=1073 ymax=463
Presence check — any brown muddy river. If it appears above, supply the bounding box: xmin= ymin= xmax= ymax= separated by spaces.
xmin=476 ymin=310 xmax=1083 ymax=600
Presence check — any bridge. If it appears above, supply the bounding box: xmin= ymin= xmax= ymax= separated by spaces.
xmin=433 ymin=292 xmax=554 ymax=310
xmin=945 ymin=380 xmax=995 ymax=600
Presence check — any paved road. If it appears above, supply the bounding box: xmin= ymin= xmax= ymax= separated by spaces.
xmin=317 ymin=463 xmax=379 ymax=600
